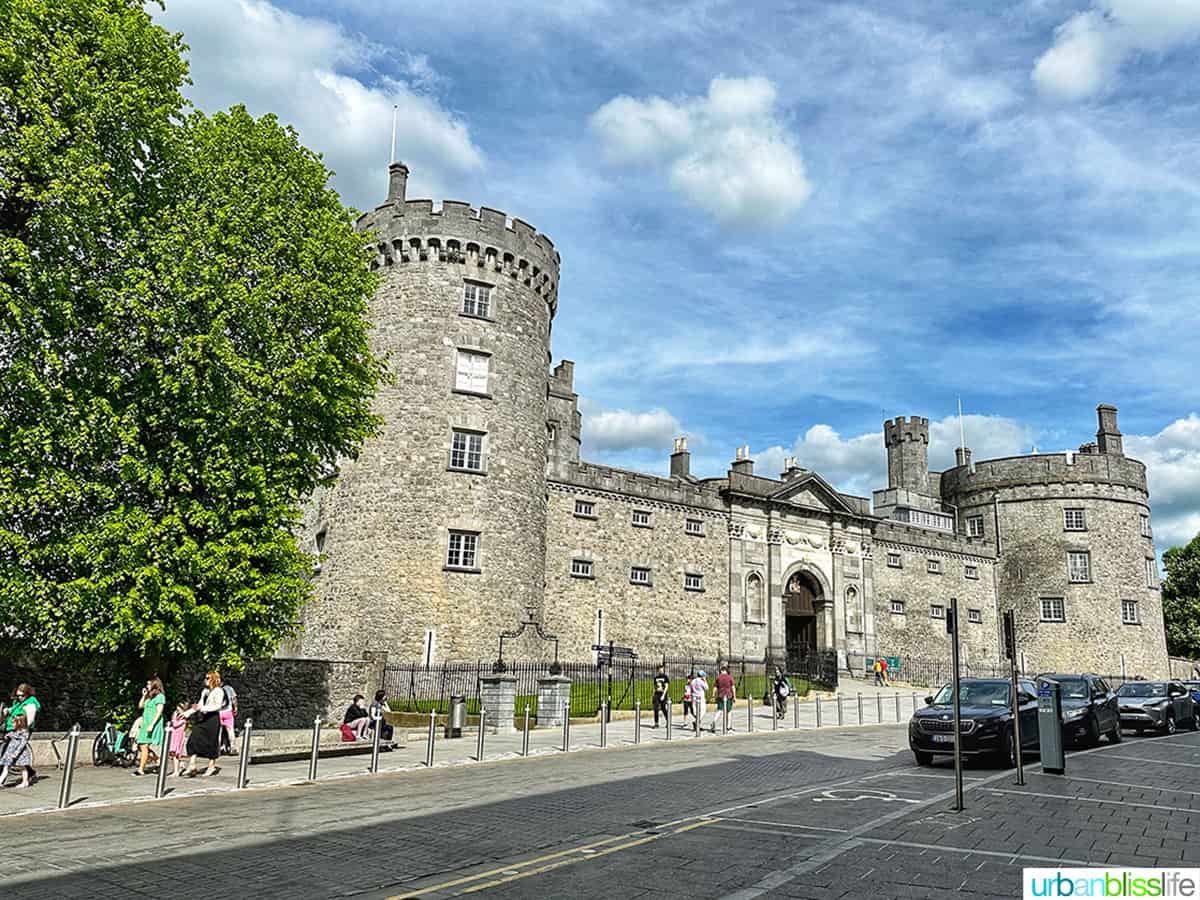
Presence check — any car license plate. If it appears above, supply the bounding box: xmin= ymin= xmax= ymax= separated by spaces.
xmin=932 ymin=734 xmax=955 ymax=743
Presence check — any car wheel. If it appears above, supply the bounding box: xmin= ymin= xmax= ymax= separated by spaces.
xmin=1163 ymin=713 xmax=1177 ymax=736
xmin=1085 ymin=716 xmax=1102 ymax=748
xmin=1108 ymin=723 xmax=1123 ymax=744
xmin=1189 ymin=713 xmax=1199 ymax=732
xmin=913 ymin=750 xmax=933 ymax=767
xmin=996 ymin=727 xmax=1017 ymax=768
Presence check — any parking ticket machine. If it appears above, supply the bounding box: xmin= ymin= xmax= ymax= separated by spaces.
xmin=1038 ymin=679 xmax=1065 ymax=775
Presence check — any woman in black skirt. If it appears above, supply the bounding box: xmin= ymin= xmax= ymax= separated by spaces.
xmin=183 ymin=671 xmax=224 ymax=777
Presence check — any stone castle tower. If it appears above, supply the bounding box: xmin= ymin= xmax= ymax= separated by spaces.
xmin=299 ymin=163 xmax=561 ymax=660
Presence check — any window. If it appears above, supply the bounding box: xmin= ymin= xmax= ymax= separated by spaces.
xmin=1140 ymin=514 xmax=1152 ymax=538
xmin=462 ymin=281 xmax=491 ymax=318
xmin=571 ymin=558 xmax=593 ymax=579
xmin=746 ymin=573 xmax=765 ymax=622
xmin=1040 ymin=597 xmax=1065 ymax=622
xmin=890 ymin=599 xmax=905 ymax=615
xmin=967 ymin=608 xmax=982 ymax=624
xmin=684 ymin=572 xmax=704 ymax=592
xmin=574 ymin=499 xmax=596 ymax=518
xmin=1121 ymin=599 xmax=1140 ymax=625
xmin=1067 ymin=551 xmax=1091 ymax=583
xmin=927 ymin=558 xmax=943 ymax=575
xmin=895 ymin=508 xmax=954 ymax=531
xmin=930 ymin=604 xmax=945 ymax=619
xmin=685 ymin=518 xmax=705 ymax=536
xmin=964 ymin=564 xmax=978 ymax=580
xmin=966 ymin=516 xmax=985 ymax=538
xmin=887 ymin=552 xmax=902 ymax=568
xmin=449 ymin=430 xmax=484 ymax=472
xmin=446 ymin=531 xmax=479 ymax=570
xmin=454 ymin=349 xmax=489 ymax=394
xmin=630 ymin=566 xmax=651 ymax=586
xmin=1064 ymin=508 xmax=1086 ymax=531
xmin=632 ymin=509 xmax=652 ymax=528
xmin=1145 ymin=557 xmax=1158 ymax=589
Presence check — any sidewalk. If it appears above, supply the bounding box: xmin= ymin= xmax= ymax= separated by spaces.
xmin=0 ymin=689 xmax=920 ymax=818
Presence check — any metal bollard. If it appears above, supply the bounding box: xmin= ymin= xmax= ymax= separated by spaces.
xmin=425 ymin=709 xmax=436 ymax=767
xmin=837 ymin=694 xmax=844 ymax=726
xmin=561 ymin=702 xmax=570 ymax=752
xmin=895 ymin=694 xmax=901 ymax=722
xmin=521 ymin=704 xmax=531 ymax=757
xmin=307 ymin=716 xmax=321 ymax=781
xmin=815 ymin=694 xmax=822 ymax=729
xmin=57 ymin=726 xmax=81 ymax=809
xmin=877 ymin=694 xmax=883 ymax=723
xmin=695 ymin=704 xmax=701 ymax=737
xmin=857 ymin=692 xmax=864 ymax=725
xmin=747 ymin=694 xmax=753 ymax=732
xmin=476 ymin=707 xmax=487 ymax=762
xmin=154 ymin=724 xmax=173 ymax=799
xmin=795 ymin=693 xmax=801 ymax=729
xmin=772 ymin=698 xmax=778 ymax=731
xmin=723 ymin=705 xmax=729 ymax=735
xmin=369 ymin=713 xmax=382 ymax=774
xmin=634 ymin=700 xmax=641 ymax=745
xmin=912 ymin=692 xmax=919 ymax=714
xmin=237 ymin=719 xmax=254 ymax=788
xmin=666 ymin=701 xmax=672 ymax=741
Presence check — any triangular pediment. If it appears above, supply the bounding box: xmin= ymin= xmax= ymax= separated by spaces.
xmin=768 ymin=472 xmax=856 ymax=514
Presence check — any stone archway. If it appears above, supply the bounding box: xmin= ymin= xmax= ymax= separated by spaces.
xmin=782 ymin=566 xmax=831 ymax=659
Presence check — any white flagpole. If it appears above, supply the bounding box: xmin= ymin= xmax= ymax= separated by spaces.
xmin=958 ymin=397 xmax=966 ymax=456
xmin=390 ymin=105 xmax=398 ymax=164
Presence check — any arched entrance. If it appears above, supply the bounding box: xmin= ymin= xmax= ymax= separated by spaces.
xmin=783 ymin=570 xmax=824 ymax=658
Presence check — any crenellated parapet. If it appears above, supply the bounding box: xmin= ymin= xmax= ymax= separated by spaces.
xmin=358 ymin=199 xmax=561 ymax=316
xmin=940 ymin=451 xmax=1148 ymax=507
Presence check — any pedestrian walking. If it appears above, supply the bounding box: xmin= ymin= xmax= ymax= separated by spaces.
xmin=183 ymin=671 xmax=224 ymax=777
xmin=879 ymin=657 xmax=890 ymax=687
xmin=0 ymin=713 xmax=33 ymax=789
xmin=651 ymin=666 xmax=670 ymax=728
xmin=714 ymin=665 xmax=735 ymax=732
xmin=132 ymin=678 xmax=165 ymax=777
xmin=681 ymin=671 xmax=695 ymax=727
xmin=773 ymin=667 xmax=791 ymax=720
xmin=168 ymin=701 xmax=190 ymax=776
xmin=873 ymin=658 xmax=884 ymax=687
xmin=219 ymin=680 xmax=238 ymax=755
xmin=691 ymin=670 xmax=709 ymax=730
xmin=2 ymin=683 xmax=40 ymax=785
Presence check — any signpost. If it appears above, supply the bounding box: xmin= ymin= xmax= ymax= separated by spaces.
xmin=592 ymin=640 xmax=637 ymax=723
xmin=1004 ymin=610 xmax=1025 ymax=785
xmin=947 ymin=597 xmax=964 ymax=812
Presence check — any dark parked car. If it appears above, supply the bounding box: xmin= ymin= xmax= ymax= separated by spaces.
xmin=909 ymin=677 xmax=1038 ymax=767
xmin=1117 ymin=680 xmax=1198 ymax=735
xmin=1038 ymin=673 xmax=1120 ymax=747
xmin=1181 ymin=680 xmax=1200 ymax=717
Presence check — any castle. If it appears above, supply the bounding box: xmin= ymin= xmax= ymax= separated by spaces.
xmin=296 ymin=164 xmax=1169 ymax=678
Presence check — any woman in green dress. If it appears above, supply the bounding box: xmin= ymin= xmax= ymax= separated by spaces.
xmin=133 ymin=678 xmax=165 ymax=776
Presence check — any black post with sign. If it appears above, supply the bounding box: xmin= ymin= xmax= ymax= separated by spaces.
xmin=948 ymin=597 xmax=964 ymax=812
xmin=1004 ymin=610 xmax=1025 ymax=785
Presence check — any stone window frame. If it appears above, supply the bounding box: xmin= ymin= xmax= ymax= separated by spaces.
xmin=684 ymin=572 xmax=705 ymax=592
xmin=744 ymin=572 xmax=766 ymax=623
xmin=966 ymin=515 xmax=985 ymax=538
xmin=1063 ymin=508 xmax=1087 ymax=532
xmin=889 ymin=599 xmax=905 ymax=615
xmin=886 ymin=551 xmax=902 ymax=568
xmin=1067 ymin=550 xmax=1091 ymax=584
xmin=685 ymin=517 xmax=705 ymax=537
xmin=461 ymin=279 xmax=495 ymax=321
xmin=445 ymin=530 xmax=481 ymax=573
xmin=967 ymin=608 xmax=982 ymax=624
xmin=1040 ymin=597 xmax=1066 ymax=622
xmin=574 ymin=499 xmax=598 ymax=519
xmin=964 ymin=563 xmax=979 ymax=580
xmin=447 ymin=428 xmax=487 ymax=474
xmin=930 ymin=603 xmax=945 ymax=620
xmin=570 ymin=558 xmax=594 ymax=579
xmin=1121 ymin=598 xmax=1140 ymax=625
xmin=1145 ymin=557 xmax=1158 ymax=589
xmin=1140 ymin=514 xmax=1152 ymax=538
xmin=452 ymin=347 xmax=492 ymax=398
xmin=926 ymin=558 xmax=943 ymax=575
xmin=630 ymin=565 xmax=652 ymax=587
xmin=631 ymin=509 xmax=653 ymax=529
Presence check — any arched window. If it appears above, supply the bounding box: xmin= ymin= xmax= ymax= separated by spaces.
xmin=845 ymin=586 xmax=863 ymax=633
xmin=746 ymin=573 xmax=765 ymax=623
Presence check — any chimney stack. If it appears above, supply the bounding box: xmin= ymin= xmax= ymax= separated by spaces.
xmin=731 ymin=445 xmax=754 ymax=476
xmin=1096 ymin=404 xmax=1123 ymax=456
xmin=955 ymin=446 xmax=972 ymax=468
xmin=387 ymin=161 xmax=409 ymax=204
xmin=781 ymin=456 xmax=804 ymax=480
xmin=670 ymin=436 xmax=691 ymax=479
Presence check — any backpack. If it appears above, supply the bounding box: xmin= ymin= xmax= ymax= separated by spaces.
xmin=339 ymin=724 xmax=356 ymax=742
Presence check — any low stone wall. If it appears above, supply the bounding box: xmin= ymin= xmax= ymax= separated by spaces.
xmin=1169 ymin=656 xmax=1200 ymax=680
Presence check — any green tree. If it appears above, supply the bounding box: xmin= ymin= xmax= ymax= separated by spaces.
xmin=0 ymin=0 xmax=383 ymax=705
xmin=1163 ymin=535 xmax=1200 ymax=660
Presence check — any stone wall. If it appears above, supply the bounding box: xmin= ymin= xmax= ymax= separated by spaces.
xmin=0 ymin=659 xmax=107 ymax=732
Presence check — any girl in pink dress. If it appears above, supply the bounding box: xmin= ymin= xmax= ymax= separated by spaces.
xmin=167 ymin=702 xmax=189 ymax=777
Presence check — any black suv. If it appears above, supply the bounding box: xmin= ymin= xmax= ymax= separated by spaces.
xmin=1038 ymin=673 xmax=1121 ymax=747
xmin=909 ymin=677 xmax=1039 ymax=767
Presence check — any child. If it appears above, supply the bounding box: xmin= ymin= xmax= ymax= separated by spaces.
xmin=168 ymin=702 xmax=190 ymax=777
xmin=0 ymin=713 xmax=33 ymax=789
xmin=682 ymin=671 xmax=695 ymax=727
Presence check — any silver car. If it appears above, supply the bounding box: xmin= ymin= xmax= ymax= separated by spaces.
xmin=1117 ymin=680 xmax=1198 ymax=735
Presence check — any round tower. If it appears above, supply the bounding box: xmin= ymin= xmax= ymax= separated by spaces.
xmin=884 ymin=415 xmax=930 ymax=495
xmin=940 ymin=405 xmax=1166 ymax=677
xmin=299 ymin=164 xmax=560 ymax=661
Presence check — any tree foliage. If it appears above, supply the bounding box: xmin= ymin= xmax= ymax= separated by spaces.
xmin=1163 ymin=535 xmax=1200 ymax=661
xmin=0 ymin=0 xmax=383 ymax=696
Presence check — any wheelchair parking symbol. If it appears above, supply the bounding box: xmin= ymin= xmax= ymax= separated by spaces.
xmin=812 ymin=788 xmax=920 ymax=804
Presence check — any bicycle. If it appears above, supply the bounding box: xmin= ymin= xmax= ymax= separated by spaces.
xmin=92 ymin=721 xmax=139 ymax=768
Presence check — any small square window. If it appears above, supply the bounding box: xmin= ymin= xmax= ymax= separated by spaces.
xmin=685 ymin=518 xmax=705 ymax=536
xmin=889 ymin=599 xmax=905 ymax=614
xmin=462 ymin=281 xmax=491 ymax=318
xmin=1040 ymin=597 xmax=1065 ymax=622
xmin=446 ymin=531 xmax=479 ymax=570
xmin=964 ymin=564 xmax=978 ymax=580
xmin=449 ymin=429 xmax=484 ymax=472
xmin=1140 ymin=514 xmax=1152 ymax=538
xmin=927 ymin=559 xmax=943 ymax=575
xmin=632 ymin=509 xmax=652 ymax=528
xmin=967 ymin=608 xmax=982 ymax=624
xmin=1064 ymin=508 xmax=1086 ymax=531
xmin=966 ymin=516 xmax=984 ymax=538
xmin=1121 ymin=599 xmax=1140 ymax=625
xmin=1145 ymin=558 xmax=1158 ymax=589
xmin=574 ymin=499 xmax=596 ymax=518
xmin=684 ymin=572 xmax=704 ymax=592
xmin=571 ymin=558 xmax=593 ymax=579
xmin=630 ymin=566 xmax=651 ymax=586
xmin=1068 ymin=551 xmax=1090 ymax=583
xmin=930 ymin=604 xmax=945 ymax=619
xmin=887 ymin=552 xmax=902 ymax=568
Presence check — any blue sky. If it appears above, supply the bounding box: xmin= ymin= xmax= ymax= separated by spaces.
xmin=152 ymin=0 xmax=1200 ymax=551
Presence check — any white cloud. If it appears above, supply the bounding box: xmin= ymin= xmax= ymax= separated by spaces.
xmin=1125 ymin=414 xmax=1200 ymax=552
xmin=581 ymin=405 xmax=684 ymax=453
xmin=1033 ymin=1 xmax=1200 ymax=100
xmin=928 ymin=414 xmax=1036 ymax=471
xmin=151 ymin=0 xmax=485 ymax=210
xmin=590 ymin=76 xmax=811 ymax=227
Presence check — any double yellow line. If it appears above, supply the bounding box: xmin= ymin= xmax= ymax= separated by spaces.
xmin=392 ymin=819 xmax=716 ymax=897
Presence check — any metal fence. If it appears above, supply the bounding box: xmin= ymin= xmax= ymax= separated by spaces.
xmin=867 ymin=653 xmax=1140 ymax=691
xmin=381 ymin=650 xmax=838 ymax=719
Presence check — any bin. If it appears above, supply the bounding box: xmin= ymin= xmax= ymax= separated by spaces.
xmin=446 ymin=695 xmax=467 ymax=738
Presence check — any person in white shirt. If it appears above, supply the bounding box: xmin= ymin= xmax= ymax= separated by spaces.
xmin=183 ymin=671 xmax=225 ymax=777
xmin=690 ymin=671 xmax=709 ymax=731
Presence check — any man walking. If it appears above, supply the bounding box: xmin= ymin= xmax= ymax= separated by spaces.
xmin=652 ymin=666 xmax=670 ymax=728
xmin=714 ymin=665 xmax=736 ymax=732
xmin=873 ymin=658 xmax=884 ymax=687
xmin=879 ymin=657 xmax=890 ymax=687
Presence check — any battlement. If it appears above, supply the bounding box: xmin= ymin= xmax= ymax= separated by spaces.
xmin=873 ymin=518 xmax=996 ymax=560
xmin=884 ymin=416 xmax=929 ymax=447
xmin=554 ymin=461 xmax=727 ymax=513
xmin=358 ymin=197 xmax=561 ymax=315
xmin=940 ymin=450 xmax=1148 ymax=502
